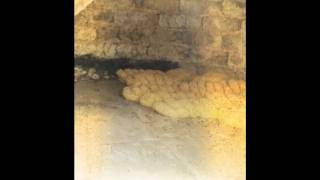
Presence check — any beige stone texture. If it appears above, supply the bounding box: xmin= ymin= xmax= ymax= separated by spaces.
xmin=75 ymin=0 xmax=246 ymax=73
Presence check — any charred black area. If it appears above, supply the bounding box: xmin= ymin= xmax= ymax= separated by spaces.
xmin=75 ymin=54 xmax=180 ymax=76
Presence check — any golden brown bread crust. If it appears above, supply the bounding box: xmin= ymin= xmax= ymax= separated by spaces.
xmin=117 ymin=68 xmax=246 ymax=128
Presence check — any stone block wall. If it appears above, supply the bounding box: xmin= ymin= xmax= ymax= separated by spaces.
xmin=75 ymin=0 xmax=94 ymax=15
xmin=75 ymin=0 xmax=246 ymax=73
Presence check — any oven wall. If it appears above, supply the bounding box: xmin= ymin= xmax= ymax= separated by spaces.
xmin=75 ymin=0 xmax=246 ymax=73
xmin=75 ymin=0 xmax=94 ymax=15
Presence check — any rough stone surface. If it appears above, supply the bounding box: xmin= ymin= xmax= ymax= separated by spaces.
xmin=180 ymin=0 xmax=208 ymax=15
xmin=222 ymin=33 xmax=242 ymax=51
xmin=222 ymin=0 xmax=246 ymax=19
xmin=75 ymin=0 xmax=94 ymax=15
xmin=139 ymin=0 xmax=179 ymax=13
xmin=75 ymin=0 xmax=246 ymax=72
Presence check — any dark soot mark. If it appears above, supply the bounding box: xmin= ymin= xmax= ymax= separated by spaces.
xmin=75 ymin=54 xmax=180 ymax=76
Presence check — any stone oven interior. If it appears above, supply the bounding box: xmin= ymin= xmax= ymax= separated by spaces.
xmin=75 ymin=0 xmax=246 ymax=180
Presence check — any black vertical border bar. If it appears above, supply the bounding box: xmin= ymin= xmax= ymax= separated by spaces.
xmin=46 ymin=0 xmax=74 ymax=179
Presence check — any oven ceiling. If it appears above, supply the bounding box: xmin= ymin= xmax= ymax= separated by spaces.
xmin=75 ymin=0 xmax=94 ymax=16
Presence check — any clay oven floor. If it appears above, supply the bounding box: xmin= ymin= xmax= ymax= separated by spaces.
xmin=75 ymin=79 xmax=245 ymax=180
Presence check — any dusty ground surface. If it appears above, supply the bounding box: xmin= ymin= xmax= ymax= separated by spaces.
xmin=75 ymin=79 xmax=245 ymax=180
